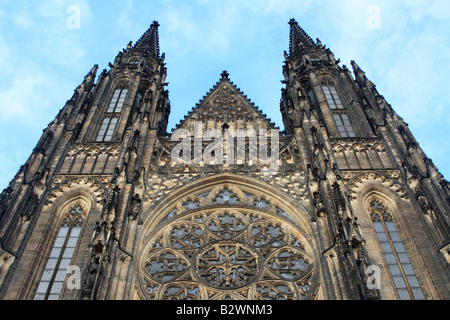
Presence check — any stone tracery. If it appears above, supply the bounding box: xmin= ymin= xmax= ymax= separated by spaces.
xmin=138 ymin=186 xmax=317 ymax=300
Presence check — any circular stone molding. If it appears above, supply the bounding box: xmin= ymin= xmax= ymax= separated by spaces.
xmin=138 ymin=208 xmax=317 ymax=300
xmin=193 ymin=241 xmax=263 ymax=290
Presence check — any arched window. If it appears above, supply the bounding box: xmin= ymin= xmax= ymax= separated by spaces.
xmin=322 ymin=82 xmax=343 ymax=110
xmin=34 ymin=205 xmax=84 ymax=300
xmin=107 ymin=87 xmax=128 ymax=113
xmin=96 ymin=87 xmax=128 ymax=142
xmin=333 ymin=113 xmax=355 ymax=138
xmin=307 ymin=87 xmax=318 ymax=109
xmin=96 ymin=117 xmax=118 ymax=142
xmin=369 ymin=199 xmax=425 ymax=300
xmin=322 ymin=81 xmax=355 ymax=138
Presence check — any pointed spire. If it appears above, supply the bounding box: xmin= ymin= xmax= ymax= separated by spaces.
xmin=85 ymin=64 xmax=99 ymax=79
xmin=134 ymin=21 xmax=160 ymax=57
xmin=288 ymin=19 xmax=315 ymax=56
xmin=77 ymin=64 xmax=98 ymax=92
xmin=351 ymin=60 xmax=375 ymax=88
xmin=351 ymin=61 xmax=366 ymax=78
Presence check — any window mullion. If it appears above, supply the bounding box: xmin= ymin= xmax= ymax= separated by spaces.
xmin=108 ymin=90 xmax=120 ymax=113
xmin=330 ymin=86 xmax=339 ymax=109
xmin=114 ymin=89 xmax=123 ymax=113
xmin=116 ymin=88 xmax=128 ymax=113
xmin=342 ymin=114 xmax=351 ymax=137
xmin=106 ymin=117 xmax=117 ymax=141
xmin=97 ymin=118 xmax=110 ymax=142
xmin=103 ymin=118 xmax=113 ymax=142
xmin=44 ymin=224 xmax=73 ymax=300
xmin=100 ymin=117 xmax=117 ymax=142
xmin=380 ymin=220 xmax=415 ymax=300
xmin=112 ymin=94 xmax=119 ymax=113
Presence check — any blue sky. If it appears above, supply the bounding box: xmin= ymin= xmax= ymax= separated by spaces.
xmin=0 ymin=0 xmax=449 ymax=190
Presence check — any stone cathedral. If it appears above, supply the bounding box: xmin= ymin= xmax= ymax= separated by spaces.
xmin=0 ymin=19 xmax=449 ymax=301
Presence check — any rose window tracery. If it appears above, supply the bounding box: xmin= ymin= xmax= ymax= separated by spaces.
xmin=139 ymin=204 xmax=317 ymax=300
xmin=212 ymin=188 xmax=240 ymax=205
xmin=195 ymin=241 xmax=261 ymax=289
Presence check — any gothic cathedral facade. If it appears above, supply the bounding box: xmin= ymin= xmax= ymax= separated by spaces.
xmin=0 ymin=20 xmax=449 ymax=301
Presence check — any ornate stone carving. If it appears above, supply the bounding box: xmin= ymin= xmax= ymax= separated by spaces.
xmin=332 ymin=139 xmax=386 ymax=154
xmin=45 ymin=175 xmax=110 ymax=206
xmin=439 ymin=242 xmax=450 ymax=265
xmin=415 ymin=187 xmax=433 ymax=215
xmin=156 ymin=184 xmax=297 ymax=226
xmin=0 ymin=244 xmax=15 ymax=288
xmin=144 ymin=169 xmax=307 ymax=212
xmin=20 ymin=192 xmax=39 ymax=222
xmin=194 ymin=241 xmax=262 ymax=289
xmin=345 ymin=171 xmax=408 ymax=200
xmin=128 ymin=194 xmax=142 ymax=220
xmin=138 ymin=208 xmax=317 ymax=300
xmin=65 ymin=143 xmax=121 ymax=158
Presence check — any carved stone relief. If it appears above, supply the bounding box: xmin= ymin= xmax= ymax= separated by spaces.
xmin=45 ymin=175 xmax=110 ymax=206
xmin=345 ymin=171 xmax=408 ymax=200
xmin=144 ymin=136 xmax=307 ymax=209
xmin=138 ymin=207 xmax=317 ymax=300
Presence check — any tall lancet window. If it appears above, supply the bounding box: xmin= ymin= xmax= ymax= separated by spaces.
xmin=322 ymin=81 xmax=355 ymax=137
xmin=97 ymin=87 xmax=128 ymax=142
xmin=96 ymin=117 xmax=118 ymax=142
xmin=322 ymin=82 xmax=344 ymax=110
xmin=333 ymin=113 xmax=355 ymax=138
xmin=107 ymin=88 xmax=128 ymax=113
xmin=34 ymin=205 xmax=84 ymax=300
xmin=369 ymin=199 xmax=425 ymax=300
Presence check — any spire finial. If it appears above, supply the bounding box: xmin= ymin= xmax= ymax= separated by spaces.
xmin=221 ymin=70 xmax=230 ymax=80
xmin=288 ymin=18 xmax=315 ymax=56
xmin=289 ymin=18 xmax=298 ymax=26
xmin=134 ymin=21 xmax=161 ymax=57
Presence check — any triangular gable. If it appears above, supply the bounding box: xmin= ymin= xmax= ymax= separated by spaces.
xmin=173 ymin=71 xmax=278 ymax=134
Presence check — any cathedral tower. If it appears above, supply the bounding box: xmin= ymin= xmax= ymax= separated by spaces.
xmin=0 ymin=19 xmax=448 ymax=301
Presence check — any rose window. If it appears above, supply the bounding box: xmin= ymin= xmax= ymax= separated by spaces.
xmin=138 ymin=208 xmax=316 ymax=300
xmin=195 ymin=241 xmax=261 ymax=289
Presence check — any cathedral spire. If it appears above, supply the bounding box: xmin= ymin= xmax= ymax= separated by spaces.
xmin=288 ymin=18 xmax=315 ymax=56
xmin=80 ymin=64 xmax=98 ymax=91
xmin=351 ymin=60 xmax=374 ymax=88
xmin=134 ymin=20 xmax=160 ymax=57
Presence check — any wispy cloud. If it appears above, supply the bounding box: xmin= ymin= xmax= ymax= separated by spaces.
xmin=159 ymin=3 xmax=235 ymax=56
xmin=0 ymin=0 xmax=93 ymax=188
xmin=0 ymin=71 xmax=50 ymax=122
xmin=0 ymin=0 xmax=449 ymax=189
